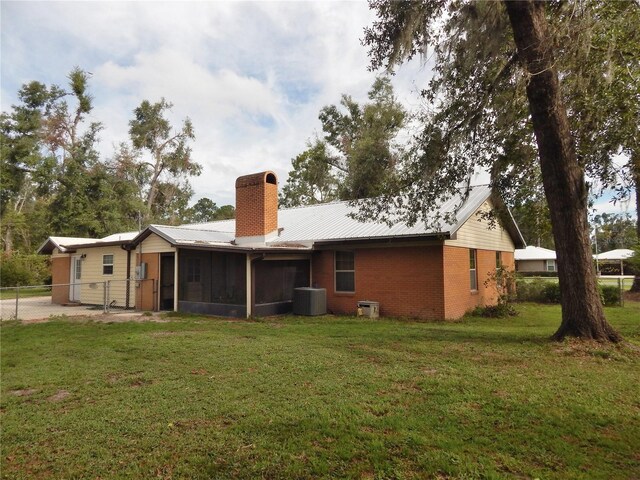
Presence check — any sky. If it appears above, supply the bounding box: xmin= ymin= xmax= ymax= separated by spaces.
xmin=1 ymin=1 xmax=635 ymax=218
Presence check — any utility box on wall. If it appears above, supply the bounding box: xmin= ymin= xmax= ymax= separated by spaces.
xmin=135 ymin=263 xmax=147 ymax=280
xmin=357 ymin=301 xmax=379 ymax=319
xmin=293 ymin=288 xmax=327 ymax=316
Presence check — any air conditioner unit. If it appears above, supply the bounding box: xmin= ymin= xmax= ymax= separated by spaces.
xmin=293 ymin=288 xmax=327 ymax=316
xmin=357 ymin=301 xmax=379 ymax=319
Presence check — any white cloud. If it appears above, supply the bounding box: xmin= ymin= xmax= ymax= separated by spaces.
xmin=2 ymin=1 xmax=402 ymax=208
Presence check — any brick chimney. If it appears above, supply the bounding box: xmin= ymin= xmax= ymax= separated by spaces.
xmin=235 ymin=171 xmax=278 ymax=242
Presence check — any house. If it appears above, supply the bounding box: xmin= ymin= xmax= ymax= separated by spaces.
xmin=38 ymin=232 xmax=138 ymax=307
xmin=514 ymin=246 xmax=557 ymax=274
xmin=40 ymin=171 xmax=524 ymax=320
xmin=593 ymin=248 xmax=635 ymax=275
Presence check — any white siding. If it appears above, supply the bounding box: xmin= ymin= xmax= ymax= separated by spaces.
xmin=445 ymin=201 xmax=515 ymax=251
xmin=75 ymin=246 xmax=134 ymax=307
xmin=140 ymin=234 xmax=175 ymax=253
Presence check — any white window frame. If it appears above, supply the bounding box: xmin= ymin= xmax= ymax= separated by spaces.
xmin=334 ymin=251 xmax=355 ymax=293
xmin=103 ymin=254 xmax=114 ymax=276
xmin=546 ymin=259 xmax=556 ymax=272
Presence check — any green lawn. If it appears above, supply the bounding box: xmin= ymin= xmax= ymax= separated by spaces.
xmin=1 ymin=304 xmax=639 ymax=479
xmin=0 ymin=286 xmax=51 ymax=300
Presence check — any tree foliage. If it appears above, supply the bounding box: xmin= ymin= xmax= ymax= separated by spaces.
xmin=280 ymin=140 xmax=338 ymax=207
xmin=1 ymin=69 xmax=205 ymax=253
xmin=592 ymin=213 xmax=638 ymax=253
xmin=280 ymin=77 xmax=406 ymax=207
xmin=184 ymin=198 xmax=235 ymax=223
xmin=126 ymin=98 xmax=201 ymax=224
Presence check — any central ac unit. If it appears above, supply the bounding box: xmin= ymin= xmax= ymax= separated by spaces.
xmin=293 ymin=288 xmax=327 ymax=316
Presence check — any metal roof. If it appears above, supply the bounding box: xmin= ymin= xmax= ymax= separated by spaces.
xmin=179 ymin=185 xmax=494 ymax=245
xmin=593 ymin=248 xmax=634 ymax=261
xmin=514 ymin=246 xmax=557 ymax=261
xmin=41 ymin=185 xmax=524 ymax=254
xmin=147 ymin=225 xmax=235 ymax=247
xmin=37 ymin=236 xmax=97 ymax=254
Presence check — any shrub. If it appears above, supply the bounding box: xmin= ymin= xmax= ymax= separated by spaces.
xmin=0 ymin=254 xmax=50 ymax=287
xmin=600 ymin=285 xmax=621 ymax=306
xmin=470 ymin=303 xmax=518 ymax=318
xmin=541 ymin=282 xmax=562 ymax=303
xmin=515 ymin=278 xmax=549 ymax=303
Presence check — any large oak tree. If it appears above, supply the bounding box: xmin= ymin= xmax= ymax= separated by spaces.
xmin=363 ymin=0 xmax=637 ymax=341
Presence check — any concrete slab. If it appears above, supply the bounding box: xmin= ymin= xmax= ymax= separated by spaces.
xmin=0 ymin=296 xmax=111 ymax=321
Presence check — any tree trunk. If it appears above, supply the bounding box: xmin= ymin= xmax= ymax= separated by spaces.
xmin=504 ymin=0 xmax=622 ymax=342
xmin=630 ymin=150 xmax=640 ymax=292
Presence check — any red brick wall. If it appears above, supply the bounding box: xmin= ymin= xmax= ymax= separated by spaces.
xmin=235 ymin=171 xmax=278 ymax=238
xmin=443 ymin=247 xmax=515 ymax=319
xmin=51 ymin=256 xmax=70 ymax=304
xmin=312 ymin=245 xmax=445 ymax=319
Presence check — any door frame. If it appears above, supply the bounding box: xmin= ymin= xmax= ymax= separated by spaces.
xmin=69 ymin=255 xmax=82 ymax=303
xmin=159 ymin=253 xmax=175 ymax=311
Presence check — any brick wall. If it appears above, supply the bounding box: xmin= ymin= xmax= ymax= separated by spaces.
xmin=312 ymin=245 xmax=445 ymax=319
xmin=309 ymin=245 xmax=515 ymax=320
xmin=443 ymin=246 xmax=514 ymax=319
xmin=51 ymin=256 xmax=70 ymax=304
xmin=235 ymin=171 xmax=278 ymax=238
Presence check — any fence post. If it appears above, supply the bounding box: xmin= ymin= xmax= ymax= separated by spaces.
xmin=107 ymin=281 xmax=111 ymax=313
xmin=103 ymin=282 xmax=107 ymax=313
xmin=15 ymin=285 xmax=19 ymax=320
xmin=619 ymin=277 xmax=624 ymax=307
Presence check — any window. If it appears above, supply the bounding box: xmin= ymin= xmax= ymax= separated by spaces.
xmin=546 ymin=259 xmax=556 ymax=272
xmin=103 ymin=254 xmax=114 ymax=275
xmin=470 ymin=249 xmax=477 ymax=290
xmin=496 ymin=251 xmax=502 ymax=269
xmin=335 ymin=251 xmax=355 ymax=293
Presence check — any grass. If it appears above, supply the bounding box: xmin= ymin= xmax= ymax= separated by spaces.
xmin=0 ymin=286 xmax=51 ymax=300
xmin=1 ymin=303 xmax=639 ymax=479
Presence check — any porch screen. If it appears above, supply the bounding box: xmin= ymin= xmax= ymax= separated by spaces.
xmin=179 ymin=250 xmax=246 ymax=305
xmin=254 ymin=260 xmax=310 ymax=305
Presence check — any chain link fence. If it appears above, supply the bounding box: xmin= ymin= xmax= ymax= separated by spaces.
xmin=0 ymin=279 xmax=156 ymax=321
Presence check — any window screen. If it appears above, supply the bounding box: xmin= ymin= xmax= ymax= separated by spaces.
xmin=335 ymin=251 xmax=355 ymax=292
xmin=179 ymin=250 xmax=246 ymax=305
xmin=254 ymin=260 xmax=310 ymax=305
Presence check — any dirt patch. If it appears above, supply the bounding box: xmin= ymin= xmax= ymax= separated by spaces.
xmin=47 ymin=390 xmax=70 ymax=402
xmin=624 ymin=291 xmax=640 ymax=302
xmin=10 ymin=389 xmax=38 ymax=397
xmin=552 ymin=338 xmax=639 ymax=360
xmin=20 ymin=312 xmax=170 ymax=325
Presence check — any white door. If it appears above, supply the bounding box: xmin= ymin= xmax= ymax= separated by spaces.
xmin=69 ymin=256 xmax=82 ymax=302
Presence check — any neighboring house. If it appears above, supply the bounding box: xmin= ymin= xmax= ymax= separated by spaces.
xmin=594 ymin=248 xmax=635 ymax=275
xmin=514 ymin=246 xmax=557 ymax=274
xmin=40 ymin=171 xmax=524 ymax=320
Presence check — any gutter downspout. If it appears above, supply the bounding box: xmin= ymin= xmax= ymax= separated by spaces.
xmin=121 ymin=244 xmax=132 ymax=309
xmin=174 ymin=248 xmax=179 ymax=312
